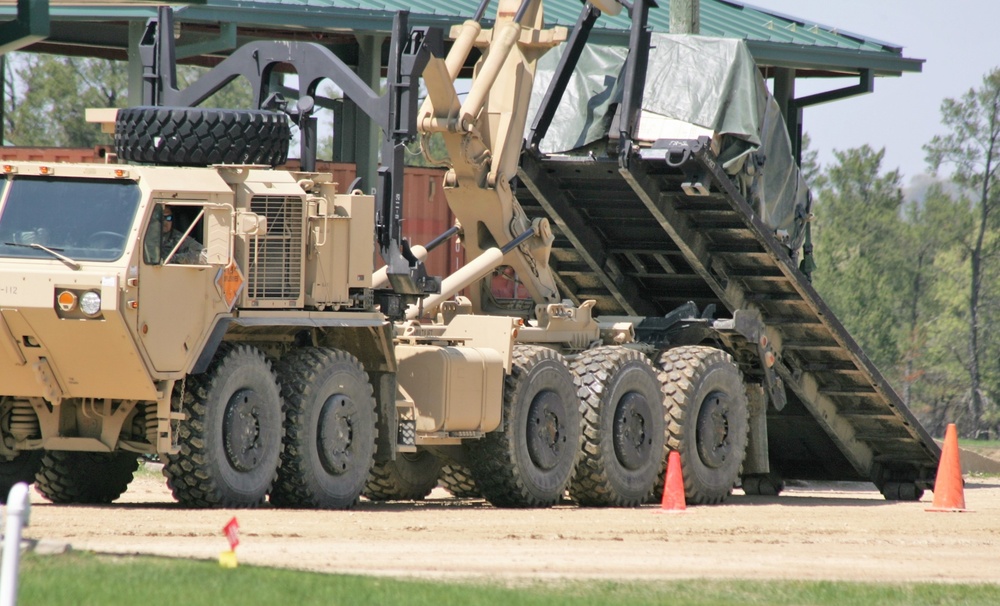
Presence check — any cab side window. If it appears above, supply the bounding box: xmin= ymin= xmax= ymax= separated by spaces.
xmin=142 ymin=205 xmax=165 ymax=265
xmin=143 ymin=204 xmax=206 ymax=265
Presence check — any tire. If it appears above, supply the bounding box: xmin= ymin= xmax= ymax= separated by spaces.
xmin=34 ymin=451 xmax=139 ymax=504
xmin=658 ymin=346 xmax=750 ymax=505
xmin=741 ymin=473 xmax=785 ymax=496
xmin=439 ymin=463 xmax=481 ymax=498
xmin=871 ymin=462 xmax=925 ymax=501
xmin=115 ymin=107 xmax=290 ymax=167
xmin=570 ymin=346 xmax=666 ymax=507
xmin=0 ymin=451 xmax=43 ymax=504
xmin=467 ymin=345 xmax=581 ymax=508
xmin=364 ymin=451 xmax=442 ymax=501
xmin=271 ymin=348 xmax=377 ymax=509
xmin=163 ymin=344 xmax=284 ymax=508
xmin=879 ymin=481 xmax=924 ymax=502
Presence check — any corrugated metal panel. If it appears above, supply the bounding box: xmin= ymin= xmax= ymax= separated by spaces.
xmin=0 ymin=146 xmax=111 ymax=163
xmin=283 ymin=159 xmax=357 ymax=191
xmin=402 ymin=167 xmax=464 ymax=280
xmin=200 ymin=0 xmax=902 ymax=54
xmin=292 ymin=161 xmax=463 ymax=279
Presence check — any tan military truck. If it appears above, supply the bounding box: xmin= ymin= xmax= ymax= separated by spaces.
xmin=0 ymin=0 xmax=939 ymax=509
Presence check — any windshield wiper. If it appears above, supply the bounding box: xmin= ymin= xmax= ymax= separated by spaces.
xmin=3 ymin=241 xmax=81 ymax=270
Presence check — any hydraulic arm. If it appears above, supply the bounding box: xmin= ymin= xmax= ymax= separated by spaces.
xmin=417 ymin=0 xmax=580 ymax=316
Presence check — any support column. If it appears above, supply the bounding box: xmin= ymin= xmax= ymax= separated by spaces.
xmin=352 ymin=33 xmax=384 ymax=194
xmin=0 ymin=0 xmax=48 ymax=55
xmin=127 ymin=19 xmax=146 ymax=106
xmin=669 ymin=0 xmax=700 ymax=34
xmin=773 ymin=67 xmax=802 ymax=163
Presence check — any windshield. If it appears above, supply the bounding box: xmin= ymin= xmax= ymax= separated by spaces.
xmin=0 ymin=176 xmax=141 ymax=262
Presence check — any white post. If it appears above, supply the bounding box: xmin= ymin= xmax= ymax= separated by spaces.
xmin=0 ymin=483 xmax=31 ymax=606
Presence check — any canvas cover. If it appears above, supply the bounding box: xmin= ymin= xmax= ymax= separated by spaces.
xmin=529 ymin=34 xmax=811 ymax=251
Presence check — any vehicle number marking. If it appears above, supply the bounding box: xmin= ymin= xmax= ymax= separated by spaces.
xmin=0 ymin=286 xmax=16 ymax=295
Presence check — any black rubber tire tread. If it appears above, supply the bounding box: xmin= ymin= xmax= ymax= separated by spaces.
xmin=658 ymin=346 xmax=750 ymax=505
xmin=466 ymin=345 xmax=581 ymax=508
xmin=0 ymin=451 xmax=43 ymax=504
xmin=34 ymin=451 xmax=139 ymax=504
xmin=439 ymin=463 xmax=481 ymax=498
xmin=363 ymin=450 xmax=442 ymax=501
xmin=163 ymin=343 xmax=284 ymax=508
xmin=115 ymin=107 xmax=290 ymax=167
xmin=880 ymin=481 xmax=924 ymax=501
xmin=569 ymin=346 xmax=667 ymax=507
xmin=741 ymin=473 xmax=785 ymax=496
xmin=271 ymin=348 xmax=377 ymax=509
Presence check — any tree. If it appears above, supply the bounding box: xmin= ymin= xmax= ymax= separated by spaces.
xmin=3 ymin=53 xmax=256 ymax=148
xmin=4 ymin=54 xmax=128 ymax=147
xmin=924 ymin=67 xmax=1000 ymax=436
xmin=812 ymin=145 xmax=908 ymax=373
xmin=799 ymin=133 xmax=825 ymax=189
xmin=897 ymin=185 xmax=970 ymax=428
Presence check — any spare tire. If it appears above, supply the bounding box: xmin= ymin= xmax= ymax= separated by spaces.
xmin=115 ymin=107 xmax=290 ymax=167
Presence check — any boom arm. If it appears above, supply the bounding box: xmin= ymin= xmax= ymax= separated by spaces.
xmin=417 ymin=0 xmax=573 ymax=316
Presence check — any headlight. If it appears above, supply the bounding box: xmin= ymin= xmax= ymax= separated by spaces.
xmin=79 ymin=291 xmax=102 ymax=316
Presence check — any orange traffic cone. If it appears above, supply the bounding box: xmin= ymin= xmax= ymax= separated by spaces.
xmin=656 ymin=450 xmax=686 ymax=513
xmin=926 ymin=423 xmax=968 ymax=512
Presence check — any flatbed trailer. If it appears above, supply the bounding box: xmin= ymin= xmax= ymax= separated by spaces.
xmin=515 ymin=3 xmax=939 ymax=497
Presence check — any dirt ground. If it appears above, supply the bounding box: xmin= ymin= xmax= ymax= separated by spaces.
xmin=17 ymin=464 xmax=1000 ymax=584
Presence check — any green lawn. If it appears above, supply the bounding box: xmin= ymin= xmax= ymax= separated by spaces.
xmin=959 ymin=438 xmax=1000 ymax=451
xmin=11 ymin=551 xmax=1000 ymax=606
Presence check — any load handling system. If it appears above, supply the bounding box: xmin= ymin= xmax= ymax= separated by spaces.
xmin=0 ymin=0 xmax=938 ymax=508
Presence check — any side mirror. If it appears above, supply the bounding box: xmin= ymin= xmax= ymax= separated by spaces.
xmin=203 ymin=206 xmax=234 ymax=265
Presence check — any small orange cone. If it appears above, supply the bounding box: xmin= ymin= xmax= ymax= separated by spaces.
xmin=926 ymin=423 xmax=968 ymax=512
xmin=656 ymin=450 xmax=686 ymax=513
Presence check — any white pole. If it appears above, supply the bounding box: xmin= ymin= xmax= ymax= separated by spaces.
xmin=0 ymin=483 xmax=31 ymax=606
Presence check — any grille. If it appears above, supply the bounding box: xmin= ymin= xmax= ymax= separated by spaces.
xmin=245 ymin=195 xmax=303 ymax=303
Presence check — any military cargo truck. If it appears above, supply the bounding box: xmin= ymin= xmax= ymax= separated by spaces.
xmin=0 ymin=0 xmax=939 ymax=509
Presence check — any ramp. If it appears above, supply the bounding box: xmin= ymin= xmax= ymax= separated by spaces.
xmin=517 ymin=141 xmax=940 ymax=491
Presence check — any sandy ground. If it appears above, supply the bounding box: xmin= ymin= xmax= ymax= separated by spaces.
xmin=16 ymin=467 xmax=1000 ymax=584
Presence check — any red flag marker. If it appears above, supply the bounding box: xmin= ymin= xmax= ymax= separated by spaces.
xmin=223 ymin=517 xmax=240 ymax=550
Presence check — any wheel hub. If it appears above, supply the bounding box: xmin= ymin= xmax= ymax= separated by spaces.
xmin=526 ymin=390 xmax=567 ymax=471
xmin=696 ymin=390 xmax=733 ymax=469
xmin=613 ymin=392 xmax=653 ymax=471
xmin=318 ymin=394 xmax=356 ymax=476
xmin=223 ymin=388 xmax=265 ymax=472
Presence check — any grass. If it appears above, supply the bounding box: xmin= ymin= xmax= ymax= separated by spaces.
xmin=959 ymin=438 xmax=1000 ymax=451
xmin=11 ymin=551 xmax=1000 ymax=606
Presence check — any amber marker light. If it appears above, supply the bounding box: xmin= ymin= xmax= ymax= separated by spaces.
xmin=38 ymin=166 xmax=51 ymax=175
xmin=114 ymin=169 xmax=127 ymax=178
xmin=2 ymin=165 xmax=15 ymax=174
xmin=57 ymin=290 xmax=78 ymax=312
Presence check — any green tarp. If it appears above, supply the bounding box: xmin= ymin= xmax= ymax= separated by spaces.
xmin=530 ymin=33 xmax=812 ymax=253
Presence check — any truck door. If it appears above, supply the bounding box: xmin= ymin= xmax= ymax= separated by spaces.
xmin=136 ymin=201 xmax=232 ymax=373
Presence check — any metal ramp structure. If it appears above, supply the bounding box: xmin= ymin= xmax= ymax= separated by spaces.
xmin=515 ymin=1 xmax=940 ymax=492
xmin=517 ymin=142 xmax=939 ymax=493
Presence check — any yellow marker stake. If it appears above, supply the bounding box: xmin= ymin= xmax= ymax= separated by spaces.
xmin=219 ymin=550 xmax=238 ymax=568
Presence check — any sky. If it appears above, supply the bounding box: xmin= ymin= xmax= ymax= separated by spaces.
xmin=745 ymin=0 xmax=1000 ymax=184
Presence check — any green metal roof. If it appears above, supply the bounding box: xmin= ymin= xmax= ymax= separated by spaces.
xmin=2 ymin=0 xmax=922 ymax=77
xmin=168 ymin=0 xmax=921 ymax=75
